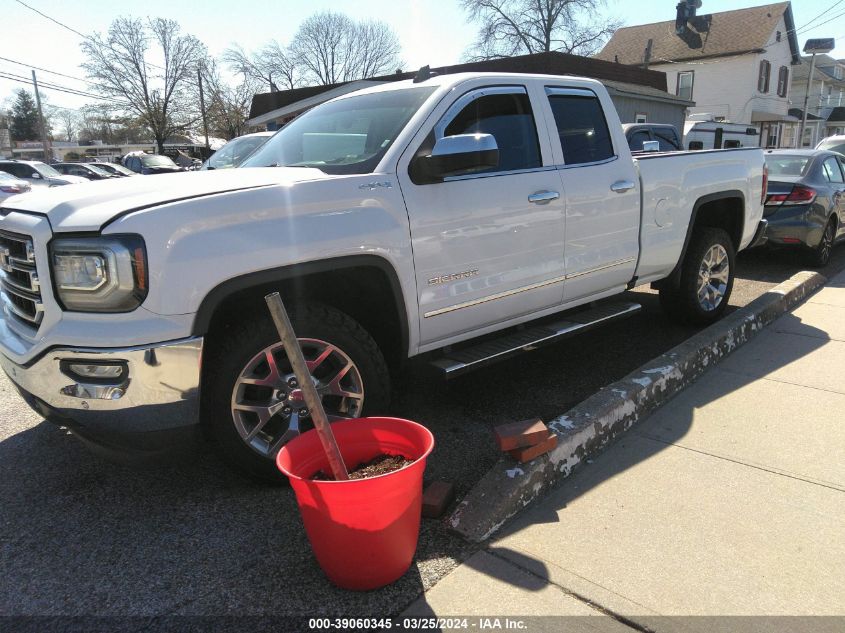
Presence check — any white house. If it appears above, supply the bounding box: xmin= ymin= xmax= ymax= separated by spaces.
xmin=596 ymin=1 xmax=801 ymax=148
xmin=789 ymin=54 xmax=845 ymax=147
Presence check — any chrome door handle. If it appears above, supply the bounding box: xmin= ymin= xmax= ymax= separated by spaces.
xmin=528 ymin=191 xmax=560 ymax=204
xmin=611 ymin=180 xmax=636 ymax=193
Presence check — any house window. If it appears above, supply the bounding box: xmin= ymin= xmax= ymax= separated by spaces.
xmin=836 ymin=66 xmax=844 ymax=80
xmin=635 ymin=113 xmax=648 ymax=123
xmin=758 ymin=60 xmax=771 ymax=93
xmin=677 ymin=71 xmax=694 ymax=101
xmin=776 ymin=31 xmax=781 ymax=42
xmin=777 ymin=66 xmax=789 ymax=98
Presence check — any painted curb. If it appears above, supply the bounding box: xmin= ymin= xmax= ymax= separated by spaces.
xmin=447 ymin=271 xmax=827 ymax=543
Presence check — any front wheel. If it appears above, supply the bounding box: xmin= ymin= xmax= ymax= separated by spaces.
xmin=204 ymin=302 xmax=390 ymax=482
xmin=660 ymin=227 xmax=736 ymax=325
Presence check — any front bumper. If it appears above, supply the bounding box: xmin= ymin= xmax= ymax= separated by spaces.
xmin=1 ymin=337 xmax=203 ymax=453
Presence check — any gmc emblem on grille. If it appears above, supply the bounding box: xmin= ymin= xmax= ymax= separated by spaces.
xmin=0 ymin=246 xmax=10 ymax=273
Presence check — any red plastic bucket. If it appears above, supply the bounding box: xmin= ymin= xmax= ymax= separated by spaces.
xmin=276 ymin=417 xmax=435 ymax=590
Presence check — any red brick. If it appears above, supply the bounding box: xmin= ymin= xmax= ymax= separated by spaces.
xmin=508 ymin=432 xmax=558 ymax=463
xmin=493 ymin=418 xmax=548 ymax=451
xmin=422 ymin=481 xmax=455 ymax=518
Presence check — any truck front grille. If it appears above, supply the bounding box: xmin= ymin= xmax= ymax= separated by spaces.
xmin=0 ymin=229 xmax=44 ymax=332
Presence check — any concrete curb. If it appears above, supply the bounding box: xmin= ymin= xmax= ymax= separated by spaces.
xmin=447 ymin=271 xmax=827 ymax=543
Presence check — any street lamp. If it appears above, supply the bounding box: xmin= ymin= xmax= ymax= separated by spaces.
xmin=798 ymin=38 xmax=835 ymax=148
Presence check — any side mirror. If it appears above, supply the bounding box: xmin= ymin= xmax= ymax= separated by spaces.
xmin=417 ymin=133 xmax=499 ymax=182
xmin=31 ymin=172 xmax=41 ymax=179
xmin=642 ymin=140 xmax=660 ymax=152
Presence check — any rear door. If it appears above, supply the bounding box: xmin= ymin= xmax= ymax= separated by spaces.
xmin=396 ymin=83 xmax=566 ymax=348
xmin=539 ymin=87 xmax=640 ymax=302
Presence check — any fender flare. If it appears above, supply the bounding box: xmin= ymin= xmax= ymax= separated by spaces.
xmin=661 ymin=190 xmax=746 ymax=289
xmin=191 ymin=254 xmax=410 ymax=356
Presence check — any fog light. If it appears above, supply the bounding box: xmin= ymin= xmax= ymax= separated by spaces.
xmin=60 ymin=360 xmax=127 ymax=384
xmin=68 ymin=364 xmax=124 ymax=379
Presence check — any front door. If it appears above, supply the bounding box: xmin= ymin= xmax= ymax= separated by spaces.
xmin=397 ymin=85 xmax=566 ymax=348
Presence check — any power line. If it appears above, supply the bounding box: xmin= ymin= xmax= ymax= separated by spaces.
xmin=796 ymin=0 xmax=845 ymax=33
xmin=0 ymin=55 xmax=93 ymax=86
xmin=0 ymin=71 xmax=129 ymax=107
xmin=13 ymin=0 xmax=89 ymax=40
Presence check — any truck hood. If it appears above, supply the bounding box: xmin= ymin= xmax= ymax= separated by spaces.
xmin=0 ymin=167 xmax=330 ymax=232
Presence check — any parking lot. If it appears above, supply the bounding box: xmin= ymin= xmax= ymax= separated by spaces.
xmin=2 ymin=246 xmax=844 ymax=620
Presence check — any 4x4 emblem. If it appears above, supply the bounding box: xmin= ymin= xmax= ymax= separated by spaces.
xmin=0 ymin=246 xmax=10 ymax=273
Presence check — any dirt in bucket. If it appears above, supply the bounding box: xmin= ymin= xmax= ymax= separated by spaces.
xmin=311 ymin=454 xmax=414 ymax=481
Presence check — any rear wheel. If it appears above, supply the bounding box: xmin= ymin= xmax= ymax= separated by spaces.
xmin=809 ymin=217 xmax=835 ymax=268
xmin=204 ymin=302 xmax=390 ymax=482
xmin=660 ymin=227 xmax=735 ymax=325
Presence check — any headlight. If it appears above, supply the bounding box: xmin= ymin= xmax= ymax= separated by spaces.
xmin=50 ymin=235 xmax=148 ymax=312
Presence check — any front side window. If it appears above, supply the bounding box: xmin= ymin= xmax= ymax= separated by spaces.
xmin=758 ymin=60 xmax=771 ymax=93
xmin=677 ymin=71 xmax=694 ymax=101
xmin=822 ymin=156 xmax=844 ymax=183
xmin=442 ymin=91 xmax=541 ymax=173
xmin=547 ymin=92 xmax=614 ymax=165
xmin=655 ymin=129 xmax=681 ymax=151
xmin=628 ymin=130 xmax=651 ymax=151
xmin=243 ymin=86 xmax=435 ymax=175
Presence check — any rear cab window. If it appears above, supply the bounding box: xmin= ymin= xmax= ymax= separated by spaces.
xmin=545 ymin=88 xmax=614 ymax=165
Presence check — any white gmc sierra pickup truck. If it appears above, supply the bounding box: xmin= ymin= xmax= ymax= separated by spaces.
xmin=0 ymin=72 xmax=767 ymax=479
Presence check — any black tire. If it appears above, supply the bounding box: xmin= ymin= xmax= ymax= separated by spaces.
xmin=809 ymin=217 xmax=835 ymax=268
xmin=659 ymin=227 xmax=735 ymax=325
xmin=204 ymin=302 xmax=390 ymax=482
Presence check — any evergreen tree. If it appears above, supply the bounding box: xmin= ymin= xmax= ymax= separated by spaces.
xmin=9 ymin=89 xmax=40 ymax=142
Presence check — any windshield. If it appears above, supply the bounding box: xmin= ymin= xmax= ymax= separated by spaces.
xmin=207 ymin=135 xmax=271 ymax=169
xmin=86 ymin=165 xmax=111 ymax=176
xmin=142 ymin=155 xmax=178 ymax=167
xmin=33 ymin=162 xmax=61 ymax=177
xmin=764 ymin=155 xmax=811 ymax=177
xmin=242 ymin=86 xmax=436 ymax=174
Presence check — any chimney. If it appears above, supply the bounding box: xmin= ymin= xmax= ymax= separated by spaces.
xmin=676 ymin=0 xmax=702 ymax=35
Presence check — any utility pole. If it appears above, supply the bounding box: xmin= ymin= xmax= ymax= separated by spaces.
xmin=197 ymin=66 xmax=210 ymax=153
xmin=798 ymin=39 xmax=835 ymax=148
xmin=31 ymin=70 xmax=52 ymax=162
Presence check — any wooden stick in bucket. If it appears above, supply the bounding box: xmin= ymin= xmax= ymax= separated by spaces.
xmin=265 ymin=293 xmax=349 ymax=481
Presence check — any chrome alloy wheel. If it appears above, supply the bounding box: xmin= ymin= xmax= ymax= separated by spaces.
xmin=230 ymin=338 xmax=364 ymax=457
xmin=697 ymin=243 xmax=730 ymax=312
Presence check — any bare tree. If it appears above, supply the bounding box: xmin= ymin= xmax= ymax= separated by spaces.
xmin=290 ymin=11 xmax=402 ymax=85
xmin=54 ymin=109 xmax=80 ymax=142
xmin=81 ymin=17 xmax=206 ymax=153
xmin=199 ymin=58 xmax=260 ymax=140
xmin=461 ymin=0 xmax=621 ymax=60
xmin=223 ymin=41 xmax=299 ymax=92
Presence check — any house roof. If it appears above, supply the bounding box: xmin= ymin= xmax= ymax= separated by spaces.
xmin=248 ymin=51 xmax=673 ymax=123
xmin=788 ymin=108 xmax=823 ymax=121
xmin=595 ymin=2 xmax=800 ymax=66
xmin=828 ymin=107 xmax=845 ymax=122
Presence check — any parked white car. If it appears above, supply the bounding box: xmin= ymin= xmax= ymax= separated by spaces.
xmin=816 ymin=135 xmax=845 ymax=154
xmin=0 ymin=159 xmax=88 ymax=187
xmin=0 ymin=72 xmax=767 ymax=480
xmin=200 ymin=132 xmax=274 ymax=170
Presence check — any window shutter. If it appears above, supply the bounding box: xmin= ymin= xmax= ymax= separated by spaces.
xmin=758 ymin=61 xmax=771 ymax=93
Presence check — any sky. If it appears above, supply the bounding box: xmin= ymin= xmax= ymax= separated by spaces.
xmin=1 ymin=0 xmax=843 ymax=115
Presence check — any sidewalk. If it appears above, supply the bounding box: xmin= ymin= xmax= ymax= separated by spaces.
xmin=404 ymin=270 xmax=845 ymax=631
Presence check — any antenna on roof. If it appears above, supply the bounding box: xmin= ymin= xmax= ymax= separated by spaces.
xmin=413 ymin=65 xmax=438 ymax=83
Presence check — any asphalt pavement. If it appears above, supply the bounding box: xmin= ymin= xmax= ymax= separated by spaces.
xmin=1 ymin=245 xmax=844 ymax=623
